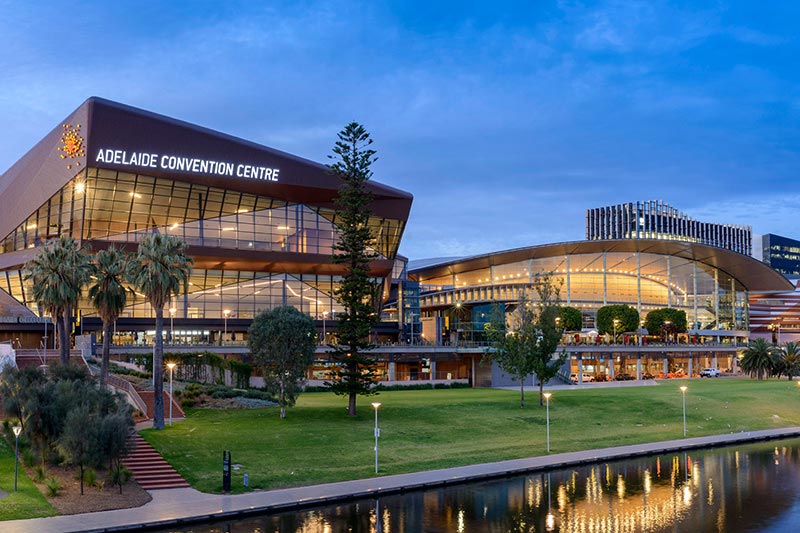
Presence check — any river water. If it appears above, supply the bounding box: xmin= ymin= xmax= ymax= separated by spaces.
xmin=160 ymin=438 xmax=800 ymax=532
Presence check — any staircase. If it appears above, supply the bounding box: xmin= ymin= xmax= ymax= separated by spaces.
xmin=14 ymin=349 xmax=87 ymax=369
xmin=138 ymin=390 xmax=186 ymax=421
xmin=122 ymin=434 xmax=190 ymax=490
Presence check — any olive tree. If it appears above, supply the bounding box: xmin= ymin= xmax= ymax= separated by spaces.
xmin=596 ymin=304 xmax=639 ymax=340
xmin=248 ymin=306 xmax=317 ymax=419
xmin=486 ymin=273 xmax=568 ymax=407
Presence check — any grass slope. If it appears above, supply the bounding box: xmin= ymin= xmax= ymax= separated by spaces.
xmin=0 ymin=435 xmax=57 ymax=521
xmin=141 ymin=378 xmax=800 ymax=494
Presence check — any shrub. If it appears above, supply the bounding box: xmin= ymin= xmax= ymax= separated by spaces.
xmin=23 ymin=448 xmax=36 ymax=467
xmin=83 ymin=468 xmax=98 ymax=488
xmin=45 ymin=476 xmax=62 ymax=497
xmin=111 ymin=464 xmax=131 ymax=493
xmin=180 ymin=397 xmax=197 ymax=409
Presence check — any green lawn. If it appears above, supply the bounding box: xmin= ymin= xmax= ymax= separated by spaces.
xmin=141 ymin=378 xmax=800 ymax=494
xmin=0 ymin=434 xmax=57 ymax=521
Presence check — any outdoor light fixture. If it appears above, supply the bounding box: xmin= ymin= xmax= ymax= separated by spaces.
xmin=372 ymin=402 xmax=381 ymax=474
xmin=167 ymin=362 xmax=177 ymax=426
xmin=12 ymin=425 xmax=22 ymax=491
xmin=680 ymin=386 xmax=688 ymax=437
xmin=543 ymin=393 xmax=552 ymax=453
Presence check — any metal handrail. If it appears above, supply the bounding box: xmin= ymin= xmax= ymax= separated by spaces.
xmin=106 ymin=374 xmax=148 ymax=417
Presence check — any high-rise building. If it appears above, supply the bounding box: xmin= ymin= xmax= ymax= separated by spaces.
xmin=761 ymin=233 xmax=800 ymax=276
xmin=586 ymin=200 xmax=752 ymax=255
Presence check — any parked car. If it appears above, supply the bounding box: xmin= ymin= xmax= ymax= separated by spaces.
xmin=615 ymin=373 xmax=635 ymax=381
xmin=642 ymin=372 xmax=655 ymax=380
xmin=700 ymin=368 xmax=721 ymax=378
xmin=569 ymin=373 xmax=595 ymax=383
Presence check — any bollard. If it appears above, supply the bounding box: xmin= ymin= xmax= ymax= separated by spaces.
xmin=223 ymin=450 xmax=232 ymax=493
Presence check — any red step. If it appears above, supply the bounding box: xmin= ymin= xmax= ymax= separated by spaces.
xmin=122 ymin=435 xmax=190 ymax=490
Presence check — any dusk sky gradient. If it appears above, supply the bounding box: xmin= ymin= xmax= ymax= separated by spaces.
xmin=1 ymin=1 xmax=798 ymax=259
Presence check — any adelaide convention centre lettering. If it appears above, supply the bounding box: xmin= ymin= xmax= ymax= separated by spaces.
xmin=94 ymin=148 xmax=280 ymax=182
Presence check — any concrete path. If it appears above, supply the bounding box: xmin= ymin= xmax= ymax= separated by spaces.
xmin=6 ymin=426 xmax=800 ymax=533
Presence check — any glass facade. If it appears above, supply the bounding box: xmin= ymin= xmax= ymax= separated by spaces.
xmin=0 ymin=167 xmax=406 ymax=321
xmin=762 ymin=233 xmax=800 ymax=276
xmin=417 ymin=251 xmax=749 ymax=332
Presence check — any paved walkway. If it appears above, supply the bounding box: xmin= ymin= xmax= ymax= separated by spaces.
xmin=6 ymin=427 xmax=800 ymax=533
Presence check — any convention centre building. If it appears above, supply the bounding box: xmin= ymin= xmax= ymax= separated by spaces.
xmin=0 ymin=97 xmax=413 ymax=348
xmin=408 ymin=239 xmax=792 ymax=384
xmin=1 ymin=98 xmax=797 ymax=388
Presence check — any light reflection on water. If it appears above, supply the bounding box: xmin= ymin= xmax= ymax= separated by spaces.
xmin=164 ymin=438 xmax=800 ymax=533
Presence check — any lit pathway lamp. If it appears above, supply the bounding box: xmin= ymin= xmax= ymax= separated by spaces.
xmin=543 ymin=392 xmax=552 ymax=453
xmin=680 ymin=386 xmax=688 ymax=437
xmin=12 ymin=425 xmax=22 ymax=491
xmin=372 ymin=402 xmax=381 ymax=474
xmin=167 ymin=362 xmax=176 ymax=426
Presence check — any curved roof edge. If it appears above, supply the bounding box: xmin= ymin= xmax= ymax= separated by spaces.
xmin=409 ymin=239 xmax=793 ymax=292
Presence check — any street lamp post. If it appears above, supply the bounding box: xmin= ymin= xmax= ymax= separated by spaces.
xmin=12 ymin=425 xmax=22 ymax=491
xmin=613 ymin=318 xmax=620 ymax=344
xmin=543 ymin=392 xmax=552 ymax=452
xmin=223 ymin=309 xmax=231 ymax=345
xmin=371 ymin=402 xmax=381 ymax=474
xmin=167 ymin=362 xmax=176 ymax=426
xmin=664 ymin=320 xmax=672 ymax=344
xmin=322 ymin=310 xmax=328 ymax=344
xmin=169 ymin=307 xmax=176 ymax=345
xmin=680 ymin=386 xmax=687 ymax=437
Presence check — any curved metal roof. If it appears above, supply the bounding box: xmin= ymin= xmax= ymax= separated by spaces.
xmin=410 ymin=239 xmax=793 ymax=292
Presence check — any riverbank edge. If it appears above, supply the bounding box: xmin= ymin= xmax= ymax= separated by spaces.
xmin=7 ymin=426 xmax=800 ymax=533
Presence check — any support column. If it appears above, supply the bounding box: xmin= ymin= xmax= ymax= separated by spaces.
xmin=693 ymin=262 xmax=699 ymax=329
xmin=388 ymin=361 xmax=396 ymax=381
xmin=609 ymin=355 xmax=615 ymax=379
xmin=663 ymin=357 xmax=669 ymax=378
xmin=667 ymin=255 xmax=672 ymax=307
xmin=566 ymin=255 xmax=571 ymax=306
xmin=636 ymin=356 xmax=642 ymax=380
xmin=732 ymin=354 xmax=738 ymax=374
xmin=713 ymin=354 xmax=718 ymax=369
xmin=603 ymin=252 xmax=608 ymax=305
xmin=471 ymin=356 xmax=476 ymax=388
xmin=714 ymin=269 xmax=720 ymax=329
xmin=637 ymin=252 xmax=642 ymax=317
xmin=430 ymin=360 xmax=437 ymax=381
xmin=688 ymin=354 xmax=693 ymax=379
xmin=578 ymin=355 xmax=583 ymax=383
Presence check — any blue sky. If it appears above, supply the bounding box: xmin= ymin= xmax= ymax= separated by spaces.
xmin=1 ymin=1 xmax=798 ymax=259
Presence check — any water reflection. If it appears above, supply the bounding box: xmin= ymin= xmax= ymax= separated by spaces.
xmin=164 ymin=439 xmax=800 ymax=533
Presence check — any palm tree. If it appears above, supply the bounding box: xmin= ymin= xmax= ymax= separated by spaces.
xmin=88 ymin=247 xmax=130 ymax=385
xmin=740 ymin=338 xmax=777 ymax=381
xmin=776 ymin=342 xmax=800 ymax=381
xmin=24 ymin=237 xmax=91 ymax=364
xmin=127 ymin=234 xmax=192 ymax=430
